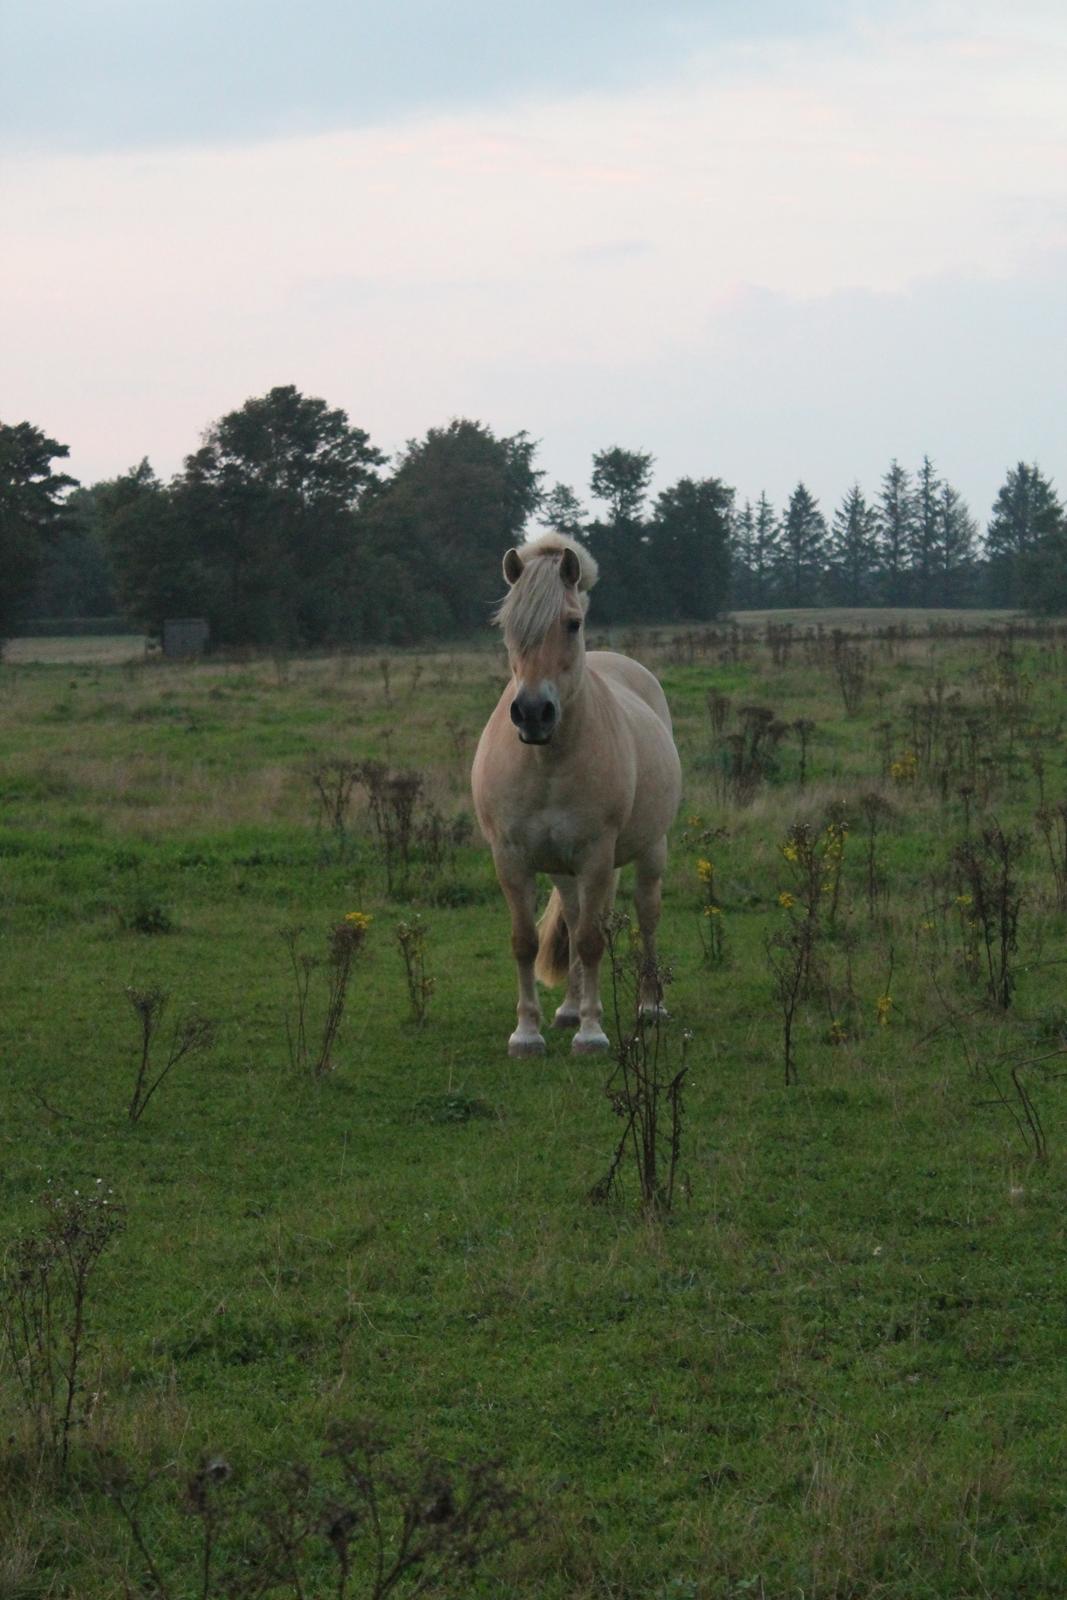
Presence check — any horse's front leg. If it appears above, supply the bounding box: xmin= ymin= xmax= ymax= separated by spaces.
xmin=572 ymin=847 xmax=617 ymax=1055
xmin=496 ymin=862 xmax=545 ymax=1058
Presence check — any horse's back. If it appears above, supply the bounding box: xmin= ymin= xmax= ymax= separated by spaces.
xmin=588 ymin=651 xmax=681 ymax=852
xmin=587 ymin=651 xmax=674 ymax=731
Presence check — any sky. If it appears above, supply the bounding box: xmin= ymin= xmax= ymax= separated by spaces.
xmin=3 ymin=0 xmax=1066 ymax=527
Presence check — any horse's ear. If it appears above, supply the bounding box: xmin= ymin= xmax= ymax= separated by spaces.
xmin=502 ymin=548 xmax=524 ymax=586
xmin=559 ymin=546 xmax=581 ymax=588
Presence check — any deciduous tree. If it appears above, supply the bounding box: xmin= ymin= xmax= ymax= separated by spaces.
xmin=0 ymin=420 xmax=78 ymax=636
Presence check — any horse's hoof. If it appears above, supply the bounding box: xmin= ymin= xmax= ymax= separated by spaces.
xmin=552 ymin=1007 xmax=581 ymax=1029
xmin=508 ymin=1033 xmax=546 ymax=1058
xmin=572 ymin=1030 xmax=610 ymax=1055
xmin=639 ymin=1004 xmax=670 ymax=1023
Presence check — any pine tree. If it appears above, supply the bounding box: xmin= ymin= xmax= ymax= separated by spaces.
xmin=985 ymin=462 xmax=1064 ymax=606
xmin=827 ymin=484 xmax=878 ymax=606
xmin=777 ymin=483 xmax=827 ymax=607
xmin=908 ymin=455 xmax=942 ymax=606
xmin=934 ymin=483 xmax=978 ymax=607
xmin=875 ymin=460 xmax=915 ymax=605
xmin=733 ymin=492 xmax=779 ymax=608
xmin=731 ymin=500 xmax=756 ymax=607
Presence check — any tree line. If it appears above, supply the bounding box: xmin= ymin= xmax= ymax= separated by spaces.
xmin=2 ymin=385 xmax=1065 ymax=646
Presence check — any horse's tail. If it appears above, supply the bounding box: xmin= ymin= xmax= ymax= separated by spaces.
xmin=534 ymin=888 xmax=570 ymax=988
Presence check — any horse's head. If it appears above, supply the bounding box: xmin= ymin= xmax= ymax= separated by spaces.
xmin=496 ymin=538 xmax=595 ymax=746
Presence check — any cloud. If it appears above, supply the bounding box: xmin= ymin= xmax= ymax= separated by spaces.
xmin=2 ymin=0 xmax=839 ymax=156
xmin=2 ymin=5 xmax=1065 ymax=521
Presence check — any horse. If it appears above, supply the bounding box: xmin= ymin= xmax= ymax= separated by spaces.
xmin=471 ymin=532 xmax=682 ymax=1058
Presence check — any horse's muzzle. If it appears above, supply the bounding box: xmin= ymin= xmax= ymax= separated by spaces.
xmin=511 ymin=689 xmax=559 ymax=743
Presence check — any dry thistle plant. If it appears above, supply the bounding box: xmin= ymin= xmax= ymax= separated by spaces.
xmin=125 ymin=988 xmax=217 ymax=1123
xmin=765 ymin=815 xmax=852 ymax=1083
xmin=395 ymin=915 xmax=434 ymax=1025
xmin=1 ymin=1184 xmax=126 ymax=1475
xmin=358 ymin=762 xmax=425 ymax=895
xmin=1035 ymin=798 xmax=1067 ymax=911
xmin=98 ymin=1418 xmax=528 ymax=1599
xmin=591 ymin=916 xmax=690 ymax=1213
xmin=831 ymin=636 xmax=870 ymax=715
xmin=307 ymin=756 xmax=363 ymax=861
xmin=282 ymin=913 xmax=371 ymax=1077
xmin=951 ymin=822 xmax=1027 ymax=1009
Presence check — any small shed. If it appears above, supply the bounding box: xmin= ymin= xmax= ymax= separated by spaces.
xmin=162 ymin=618 xmax=210 ymax=659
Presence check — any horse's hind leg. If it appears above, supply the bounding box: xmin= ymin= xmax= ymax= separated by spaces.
xmin=635 ymin=837 xmax=669 ymax=1019
xmin=571 ymin=850 xmax=616 ymax=1055
xmin=498 ymin=865 xmax=545 ymax=1058
xmin=550 ymin=875 xmax=582 ymax=1029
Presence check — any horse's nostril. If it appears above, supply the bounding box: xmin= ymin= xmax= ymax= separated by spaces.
xmin=540 ymin=702 xmax=555 ymax=723
xmin=510 ymin=701 xmax=522 ymax=726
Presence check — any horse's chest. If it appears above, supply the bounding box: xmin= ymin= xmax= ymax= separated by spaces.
xmin=510 ymin=806 xmax=588 ymax=874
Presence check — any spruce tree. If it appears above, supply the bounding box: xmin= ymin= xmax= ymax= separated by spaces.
xmin=828 ymin=484 xmax=878 ymax=606
xmin=934 ymin=483 xmax=978 ymax=607
xmin=908 ymin=455 xmax=942 ymax=606
xmin=753 ymin=493 xmax=780 ymax=607
xmin=986 ymin=462 xmax=1064 ymax=606
xmin=778 ymin=483 xmax=827 ymax=607
xmin=875 ymin=459 xmax=915 ymax=605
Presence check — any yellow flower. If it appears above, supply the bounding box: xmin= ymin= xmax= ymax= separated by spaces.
xmin=875 ymin=993 xmax=893 ymax=1027
xmin=687 ymin=814 xmax=703 ymax=828
xmin=955 ymin=893 xmax=972 ymax=908
xmin=778 ymin=891 xmax=795 ymax=909
xmin=703 ymin=905 xmax=722 ymax=918
xmin=696 ymin=858 xmax=714 ymax=883
xmin=782 ymin=843 xmax=799 ymax=864
xmin=344 ymin=911 xmax=372 ymax=930
xmin=919 ymin=919 xmax=934 ymax=933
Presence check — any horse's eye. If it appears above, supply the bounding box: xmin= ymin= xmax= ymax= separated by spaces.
xmin=567 ymin=619 xmax=582 ymax=635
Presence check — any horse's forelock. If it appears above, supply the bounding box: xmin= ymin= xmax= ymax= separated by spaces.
xmin=494 ymin=552 xmax=581 ymax=655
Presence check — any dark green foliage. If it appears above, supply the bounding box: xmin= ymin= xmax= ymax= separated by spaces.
xmin=99 ymin=389 xmax=385 ymax=645
xmin=362 ymin=419 xmax=542 ymax=639
xmin=935 ymin=481 xmax=979 ymax=606
xmin=0 ymin=419 xmax=78 ymax=635
xmin=648 ymin=475 xmax=733 ymax=620
xmin=777 ymin=482 xmax=827 ymax=606
xmin=13 ymin=484 xmax=116 ymax=622
xmin=986 ymin=461 xmax=1065 ymax=608
xmin=585 ymin=446 xmax=658 ymax=622
xmin=589 ymin=446 xmax=654 ymax=524
xmin=731 ymin=492 xmax=779 ymax=607
xmin=828 ymin=483 xmax=878 ymax=605
xmin=537 ymin=482 xmax=586 ymax=537
xmin=876 ymin=459 xmax=915 ymax=605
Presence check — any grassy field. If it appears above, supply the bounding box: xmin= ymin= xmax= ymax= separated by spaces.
xmin=2 ymin=609 xmax=1067 ymax=1598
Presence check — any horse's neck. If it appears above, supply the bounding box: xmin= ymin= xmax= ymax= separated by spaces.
xmin=555 ymin=667 xmax=599 ymax=746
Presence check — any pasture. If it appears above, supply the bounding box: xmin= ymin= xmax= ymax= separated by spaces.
xmin=2 ymin=611 xmax=1067 ymax=1598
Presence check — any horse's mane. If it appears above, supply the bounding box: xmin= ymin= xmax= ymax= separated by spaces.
xmin=494 ymin=534 xmax=598 ymax=653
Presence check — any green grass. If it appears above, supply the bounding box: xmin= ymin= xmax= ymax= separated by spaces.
xmin=2 ymin=614 xmax=1067 ymax=1597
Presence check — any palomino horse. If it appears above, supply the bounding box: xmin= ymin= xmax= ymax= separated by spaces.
xmin=471 ymin=533 xmax=681 ymax=1057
